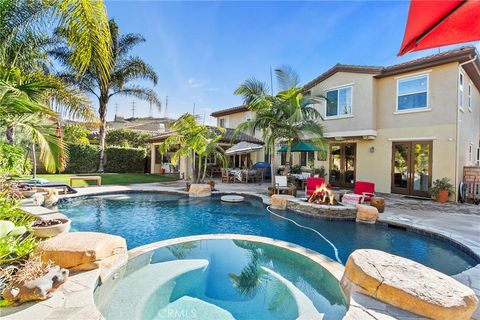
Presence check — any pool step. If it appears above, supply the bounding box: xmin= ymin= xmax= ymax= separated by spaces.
xmin=154 ymin=296 xmax=235 ymax=320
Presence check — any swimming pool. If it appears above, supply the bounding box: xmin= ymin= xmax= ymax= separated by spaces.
xmin=95 ymin=237 xmax=348 ymax=320
xmin=57 ymin=192 xmax=477 ymax=275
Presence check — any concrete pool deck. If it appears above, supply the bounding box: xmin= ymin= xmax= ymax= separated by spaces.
xmin=12 ymin=182 xmax=480 ymax=320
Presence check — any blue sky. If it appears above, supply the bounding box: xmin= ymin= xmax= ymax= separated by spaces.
xmin=104 ymin=1 xmax=478 ymax=124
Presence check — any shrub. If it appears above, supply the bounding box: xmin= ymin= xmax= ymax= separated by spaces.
xmin=63 ymin=124 xmax=90 ymax=145
xmin=64 ymin=143 xmax=99 ymax=173
xmin=0 ymin=142 xmax=31 ymax=176
xmin=106 ymin=128 xmax=152 ymax=149
xmin=430 ymin=177 xmax=455 ymax=197
xmin=105 ymin=146 xmax=147 ymax=173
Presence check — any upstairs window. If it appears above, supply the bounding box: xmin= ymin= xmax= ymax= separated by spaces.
xmin=468 ymin=83 xmax=472 ymax=109
xmin=326 ymin=86 xmax=352 ymax=117
xmin=459 ymin=72 xmax=464 ymax=108
xmin=397 ymin=74 xmax=428 ymax=111
xmin=219 ymin=118 xmax=226 ymax=128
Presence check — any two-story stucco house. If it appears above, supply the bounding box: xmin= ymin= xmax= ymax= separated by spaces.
xmin=211 ymin=46 xmax=480 ymax=198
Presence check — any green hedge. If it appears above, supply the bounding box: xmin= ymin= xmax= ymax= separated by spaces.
xmin=0 ymin=142 xmax=31 ymax=176
xmin=105 ymin=147 xmax=147 ymax=173
xmin=65 ymin=143 xmax=99 ymax=173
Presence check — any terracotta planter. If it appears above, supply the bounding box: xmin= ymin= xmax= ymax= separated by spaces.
xmin=436 ymin=190 xmax=449 ymax=203
xmin=31 ymin=218 xmax=71 ymax=238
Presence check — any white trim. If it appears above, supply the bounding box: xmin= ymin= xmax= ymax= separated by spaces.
xmin=325 ymin=82 xmax=355 ymax=91
xmin=324 ymin=114 xmax=354 ymax=120
xmin=325 ymin=85 xmax=353 ymax=118
xmin=396 ymin=74 xmax=429 ymax=112
xmin=387 ymin=137 xmax=437 ymax=141
xmin=324 ymin=129 xmax=377 ymax=138
xmin=459 ymin=107 xmax=465 ymax=113
xmin=468 ymin=82 xmax=472 ymax=109
xmin=393 ymin=108 xmax=432 ymax=115
xmin=394 ymin=69 xmax=432 ymax=80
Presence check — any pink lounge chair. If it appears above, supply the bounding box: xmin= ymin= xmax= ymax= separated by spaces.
xmin=305 ymin=177 xmax=326 ymax=196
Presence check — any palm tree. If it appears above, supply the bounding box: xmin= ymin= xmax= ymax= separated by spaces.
xmin=54 ymin=19 xmax=161 ymax=172
xmin=160 ymin=113 xmax=225 ymax=183
xmin=0 ymin=0 xmax=112 ymax=84
xmin=235 ymin=67 xmax=326 ymax=184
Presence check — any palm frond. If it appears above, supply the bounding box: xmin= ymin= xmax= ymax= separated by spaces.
xmin=110 ymin=85 xmax=161 ymax=108
xmin=275 ymin=66 xmax=300 ymax=91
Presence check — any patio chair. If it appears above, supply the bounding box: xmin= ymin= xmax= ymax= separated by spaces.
xmin=305 ymin=177 xmax=325 ymax=196
xmin=221 ymin=168 xmax=234 ymax=183
xmin=255 ymin=168 xmax=264 ymax=183
xmin=241 ymin=170 xmax=255 ymax=184
xmin=344 ymin=181 xmax=376 ymax=203
xmin=275 ymin=176 xmax=296 ymax=196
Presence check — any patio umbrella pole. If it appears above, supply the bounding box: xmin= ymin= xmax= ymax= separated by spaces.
xmin=31 ymin=143 xmax=37 ymax=179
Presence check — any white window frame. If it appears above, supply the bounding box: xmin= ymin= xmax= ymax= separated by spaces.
xmin=219 ymin=117 xmax=227 ymax=128
xmin=469 ymin=143 xmax=473 ymax=163
xmin=396 ymin=74 xmax=429 ymax=113
xmin=458 ymin=72 xmax=465 ymax=110
xmin=468 ymin=82 xmax=472 ymax=112
xmin=325 ymin=85 xmax=353 ymax=119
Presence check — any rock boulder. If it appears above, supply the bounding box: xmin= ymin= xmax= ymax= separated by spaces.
xmin=355 ymin=204 xmax=378 ymax=224
xmin=38 ymin=232 xmax=127 ymax=271
xmin=341 ymin=249 xmax=478 ymax=320
xmin=271 ymin=194 xmax=294 ymax=210
xmin=188 ymin=184 xmax=212 ymax=197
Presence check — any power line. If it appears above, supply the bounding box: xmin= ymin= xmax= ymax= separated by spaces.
xmin=131 ymin=100 xmax=136 ymax=118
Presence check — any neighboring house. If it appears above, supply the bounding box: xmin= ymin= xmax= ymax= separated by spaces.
xmin=211 ymin=46 xmax=480 ymax=199
xmin=146 ymin=127 xmax=263 ymax=179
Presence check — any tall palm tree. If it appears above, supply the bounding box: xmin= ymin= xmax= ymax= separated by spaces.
xmin=54 ymin=19 xmax=161 ymax=172
xmin=0 ymin=0 xmax=112 ymax=84
xmin=235 ymin=67 xmax=325 ymax=183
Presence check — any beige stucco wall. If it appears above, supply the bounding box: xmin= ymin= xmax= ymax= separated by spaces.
xmin=457 ymin=65 xmax=480 ymax=186
xmin=309 ymin=72 xmax=377 ymax=135
xmin=376 ymin=63 xmax=459 ymax=129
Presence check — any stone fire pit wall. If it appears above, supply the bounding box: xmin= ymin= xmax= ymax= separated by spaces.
xmin=286 ymin=197 xmax=357 ymax=219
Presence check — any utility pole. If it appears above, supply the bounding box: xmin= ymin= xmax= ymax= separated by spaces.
xmin=192 ymin=102 xmax=196 ymax=115
xmin=131 ymin=100 xmax=136 ymax=118
xmin=149 ymin=101 xmax=153 ymax=117
xmin=115 ymin=103 xmax=119 ymax=115
xmin=270 ymin=65 xmax=274 ymax=95
xmin=164 ymin=95 xmax=168 ymax=118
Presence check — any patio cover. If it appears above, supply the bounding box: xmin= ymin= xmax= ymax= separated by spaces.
xmin=398 ymin=0 xmax=480 ymax=56
xmin=277 ymin=141 xmax=320 ymax=153
xmin=225 ymin=141 xmax=263 ymax=155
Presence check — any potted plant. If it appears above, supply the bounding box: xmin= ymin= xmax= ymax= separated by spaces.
xmin=31 ymin=218 xmax=71 ymax=238
xmin=430 ymin=178 xmax=454 ymax=203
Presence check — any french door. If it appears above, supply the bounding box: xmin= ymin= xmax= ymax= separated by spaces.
xmin=391 ymin=141 xmax=432 ymax=197
xmin=329 ymin=143 xmax=356 ymax=188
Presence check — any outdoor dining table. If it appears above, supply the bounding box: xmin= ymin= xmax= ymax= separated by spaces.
xmin=228 ymin=169 xmax=257 ymax=183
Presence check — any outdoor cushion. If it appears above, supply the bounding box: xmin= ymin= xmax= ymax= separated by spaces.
xmin=353 ymin=181 xmax=375 ymax=202
xmin=306 ymin=177 xmax=325 ymax=195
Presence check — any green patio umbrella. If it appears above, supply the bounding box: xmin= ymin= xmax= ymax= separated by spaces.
xmin=277 ymin=141 xmax=320 ymax=152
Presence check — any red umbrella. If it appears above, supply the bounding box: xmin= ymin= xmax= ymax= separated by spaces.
xmin=399 ymin=0 xmax=480 ymax=56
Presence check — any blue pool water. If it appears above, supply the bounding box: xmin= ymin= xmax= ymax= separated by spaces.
xmin=58 ymin=192 xmax=477 ymax=275
xmin=95 ymin=239 xmax=348 ymax=320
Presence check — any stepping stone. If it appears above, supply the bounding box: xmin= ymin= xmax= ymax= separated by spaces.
xmin=341 ymin=249 xmax=479 ymax=320
xmin=220 ymin=195 xmax=244 ymax=203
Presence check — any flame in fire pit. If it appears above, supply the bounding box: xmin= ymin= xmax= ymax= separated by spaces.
xmin=307 ymin=184 xmax=336 ymax=205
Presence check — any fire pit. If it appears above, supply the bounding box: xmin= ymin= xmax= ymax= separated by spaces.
xmin=285 ymin=184 xmax=357 ymax=219
xmin=306 ymin=183 xmax=338 ymax=206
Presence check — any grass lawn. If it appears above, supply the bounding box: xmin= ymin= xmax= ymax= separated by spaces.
xmin=21 ymin=173 xmax=177 ymax=187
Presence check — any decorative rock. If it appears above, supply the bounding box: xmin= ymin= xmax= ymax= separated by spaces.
xmin=271 ymin=194 xmax=294 ymax=210
xmin=2 ymin=266 xmax=69 ymax=304
xmin=370 ymin=196 xmax=385 ymax=213
xmin=221 ymin=195 xmax=244 ymax=203
xmin=341 ymin=249 xmax=479 ymax=320
xmin=38 ymin=232 xmax=127 ymax=270
xmin=188 ymin=184 xmax=212 ymax=197
xmin=355 ymin=204 xmax=378 ymax=224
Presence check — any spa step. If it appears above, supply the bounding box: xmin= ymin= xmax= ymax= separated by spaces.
xmin=154 ymin=296 xmax=235 ymax=320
